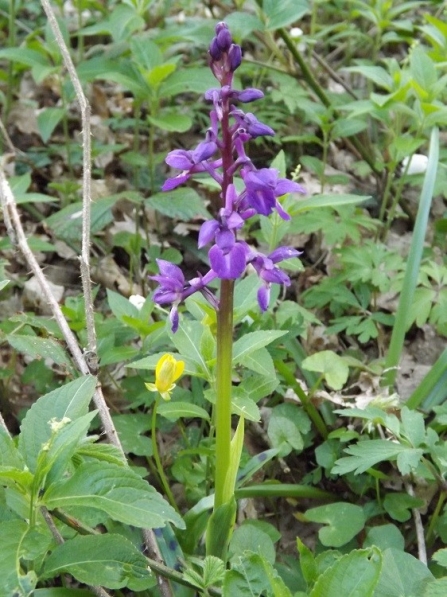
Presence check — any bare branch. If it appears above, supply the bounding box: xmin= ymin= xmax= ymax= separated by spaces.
xmin=406 ymin=482 xmax=427 ymax=564
xmin=40 ymin=0 xmax=96 ymax=356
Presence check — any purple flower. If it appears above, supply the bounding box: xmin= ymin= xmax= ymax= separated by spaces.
xmin=231 ymin=109 xmax=275 ymax=138
xmin=209 ymin=240 xmax=247 ymax=280
xmin=242 ymin=168 xmax=305 ymax=219
xmin=247 ymin=246 xmax=302 ymax=311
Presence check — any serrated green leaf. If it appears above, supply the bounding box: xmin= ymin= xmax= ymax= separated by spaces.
xmin=42 ymin=534 xmax=153 ymax=590
xmin=332 ymin=440 xmax=410 ymax=475
xmin=400 ymin=406 xmax=426 ymax=447
xmin=7 ymin=334 xmax=71 ymax=367
xmin=43 ymin=461 xmax=184 ymax=529
xmin=268 ymin=403 xmax=310 ymax=456
xmin=310 ymin=547 xmax=381 ymax=597
xmin=242 ymin=347 xmax=276 ymax=376
xmin=305 ymin=503 xmax=365 ymax=548
xmin=229 ymin=521 xmax=276 ymax=565
xmin=169 ymin=320 xmax=211 ymax=377
xmin=19 ymin=376 xmax=96 ymax=472
xmin=233 ymin=331 xmax=286 ymax=364
xmin=231 ymin=395 xmax=260 ymax=421
xmin=112 ymin=413 xmax=152 ymax=457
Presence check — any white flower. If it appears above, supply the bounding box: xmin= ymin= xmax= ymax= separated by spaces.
xmin=290 ymin=27 xmax=303 ymax=39
xmin=129 ymin=294 xmax=146 ymax=310
xmin=402 ymin=154 xmax=428 ymax=175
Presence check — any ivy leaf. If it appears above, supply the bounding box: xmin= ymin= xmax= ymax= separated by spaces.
xmin=383 ymin=493 xmax=425 ymax=522
xmin=42 ymin=534 xmax=153 ymax=590
xmin=304 ymin=503 xmax=365 ymax=548
xmin=43 ymin=461 xmax=185 ymax=529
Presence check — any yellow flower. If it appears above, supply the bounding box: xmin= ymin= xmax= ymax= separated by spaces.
xmin=145 ymin=354 xmax=185 ymax=401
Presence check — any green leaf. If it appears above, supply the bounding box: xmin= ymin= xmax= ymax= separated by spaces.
xmin=229 ymin=521 xmax=277 ymax=565
xmin=0 ymin=520 xmax=30 ymax=594
xmin=233 ymin=331 xmax=286 ymax=364
xmin=363 ymin=524 xmax=405 ymax=551
xmin=400 ymin=406 xmax=426 ymax=447
xmin=242 ymin=347 xmax=276 ymax=376
xmin=43 ymin=461 xmax=184 ymax=529
xmin=268 ymin=403 xmax=311 ymax=456
xmin=233 ymin=275 xmax=261 ymax=322
xmin=224 ymin=552 xmax=293 ymax=597
xmin=373 ymin=547 xmax=433 ymax=597
xmin=433 ymin=548 xmax=447 ymax=568
xmin=160 ymin=67 xmax=216 ymax=98
xmin=18 ymin=376 xmax=96 ymax=472
xmin=297 ymin=537 xmax=317 ymax=587
xmin=410 ymin=46 xmax=438 ymax=93
xmin=148 ymin=111 xmax=192 ymax=132
xmin=332 ymin=439 xmax=410 ymax=475
xmin=169 ymin=320 xmax=211 ymax=377
xmin=261 ymin=0 xmax=310 ymax=30
xmin=42 ymin=534 xmax=153 ymax=590
xmin=157 ymin=401 xmax=210 ymax=421
xmin=302 ymin=350 xmax=349 ymax=390
xmin=112 ymin=413 xmax=152 ymax=457
xmin=45 ymin=198 xmax=117 ymax=244
xmin=147 ymin=187 xmax=211 ymax=220
xmin=34 ymin=589 xmax=91 ymax=596
xmin=206 ymin=498 xmax=237 ymax=561
xmin=383 ymin=493 xmax=424 ymax=522
xmin=37 ymin=107 xmax=65 ymax=143
xmin=7 ymin=334 xmax=71 ymax=367
xmin=107 ymin=289 xmax=140 ymax=321
xmin=289 ymin=193 xmax=369 ymax=215
xmin=305 ymin=503 xmax=365 ymax=548
xmin=310 ymin=547 xmax=381 ymax=597
xmin=423 ymin=578 xmax=447 ymax=597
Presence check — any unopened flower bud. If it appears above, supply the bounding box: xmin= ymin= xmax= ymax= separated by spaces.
xmin=228 ymin=44 xmax=242 ymax=71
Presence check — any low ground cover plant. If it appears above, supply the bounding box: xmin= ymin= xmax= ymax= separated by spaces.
xmin=1 ymin=1 xmax=447 ymax=596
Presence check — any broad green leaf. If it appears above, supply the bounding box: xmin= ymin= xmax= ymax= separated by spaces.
xmin=148 ymin=112 xmax=192 ymax=132
xmin=344 ymin=65 xmax=393 ymax=90
xmin=433 ymin=548 xmax=447 ymax=568
xmin=19 ymin=375 xmax=96 ymax=472
xmin=224 ymin=551 xmax=293 ymax=597
xmin=229 ymin=521 xmax=276 ymax=565
xmin=383 ymin=493 xmax=424 ymax=522
xmin=410 ymin=46 xmax=438 ymax=93
xmin=363 ymin=524 xmax=405 ymax=551
xmin=169 ymin=320 xmax=211 ymax=377
xmin=146 ymin=63 xmax=177 ymax=87
xmin=107 ymin=289 xmax=140 ymax=321
xmin=242 ymin=347 xmax=276 ymax=377
xmin=305 ymin=503 xmax=365 ymax=548
xmin=332 ymin=440 xmax=409 ymax=475
xmin=206 ymin=498 xmax=237 ymax=561
xmin=130 ymin=35 xmax=162 ymax=71
xmin=160 ymin=67 xmax=216 ymax=98
xmin=225 ymin=12 xmax=264 ymax=38
xmin=147 ymin=187 xmax=210 ymax=220
xmin=373 ymin=548 xmax=433 ymax=597
xmin=0 ymin=520 xmax=36 ymax=595
xmin=45 ymin=198 xmax=118 ymax=244
xmin=37 ymin=107 xmax=65 ymax=143
xmin=262 ymin=0 xmax=309 ymax=30
xmin=38 ymin=410 xmax=98 ymax=487
xmin=268 ymin=403 xmax=311 ymax=456
xmin=400 ymin=406 xmax=426 ymax=447
xmin=233 ymin=275 xmax=260 ymax=322
xmin=43 ymin=461 xmax=184 ymax=529
xmin=223 ymin=417 xmax=245 ymax=504
xmin=310 ymin=547 xmax=381 ymax=597
xmin=302 ymin=350 xmax=349 ymax=390
xmin=332 ymin=118 xmax=368 ymax=139
xmin=42 ymin=534 xmax=153 ymax=590
xmin=157 ymin=401 xmax=210 ymax=421
xmin=423 ymin=578 xmax=447 ymax=597
xmin=0 ymin=426 xmax=25 ymax=469
xmin=112 ymin=413 xmax=152 ymax=456
xmin=231 ymin=395 xmax=260 ymax=421
xmin=236 ymin=374 xmax=279 ymax=404
xmin=233 ymin=330 xmax=286 ymax=364
xmin=7 ymin=334 xmax=71 ymax=367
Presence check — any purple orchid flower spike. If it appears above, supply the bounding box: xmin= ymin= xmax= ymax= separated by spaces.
xmin=151 ymin=21 xmax=305 ymax=331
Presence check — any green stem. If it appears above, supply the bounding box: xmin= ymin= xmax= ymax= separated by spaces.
xmin=151 ymin=395 xmax=179 ymax=512
xmin=274 ymin=359 xmax=328 ymax=439
xmin=214 ymin=279 xmax=235 ymax=509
